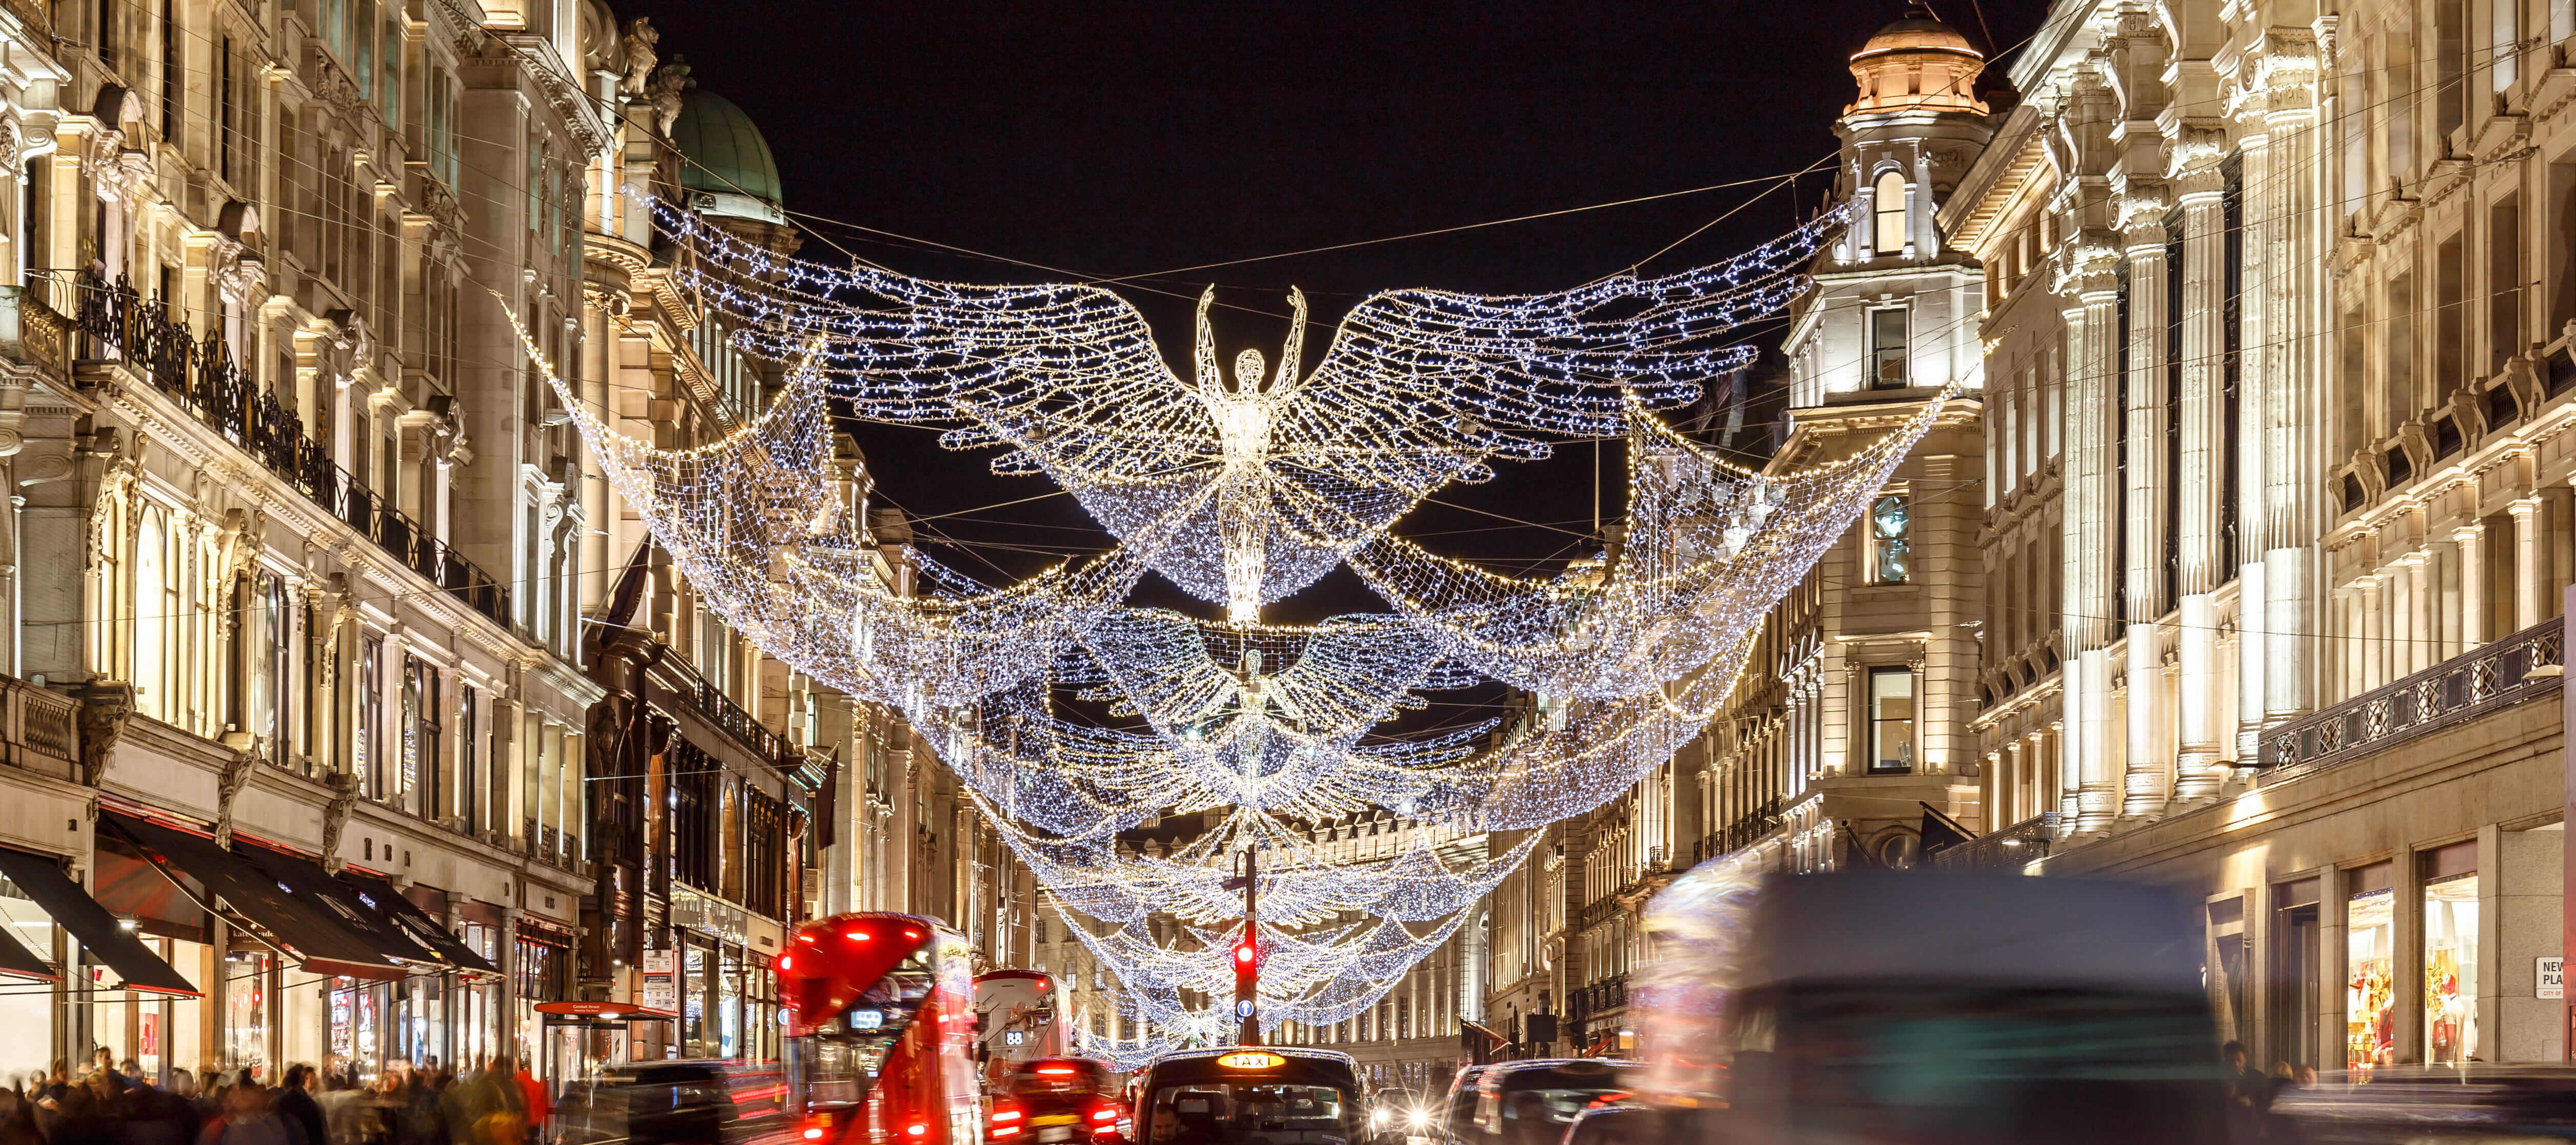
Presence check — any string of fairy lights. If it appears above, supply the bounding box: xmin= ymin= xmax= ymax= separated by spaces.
xmin=507 ymin=192 xmax=1943 ymax=1064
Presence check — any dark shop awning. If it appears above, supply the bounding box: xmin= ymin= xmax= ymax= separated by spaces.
xmin=338 ymin=872 xmax=500 ymax=976
xmin=0 ymin=846 xmax=192 ymax=994
xmin=229 ymin=841 xmax=445 ymax=971
xmin=101 ymin=812 xmax=405 ymax=981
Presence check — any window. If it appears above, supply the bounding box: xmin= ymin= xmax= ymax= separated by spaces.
xmin=133 ymin=508 xmax=171 ymax=722
xmin=1866 ymin=667 xmax=1914 ymax=773
xmin=2422 ymin=843 xmax=2479 ymax=1067
xmin=400 ymin=658 xmax=441 ymax=819
xmin=1873 ymin=170 xmax=1908 ymax=255
xmin=1869 ymin=494 xmax=1910 ymax=583
xmin=358 ymin=636 xmax=384 ymax=797
xmin=458 ymin=686 xmax=479 ymax=832
xmin=2347 ymin=864 xmax=2396 ymax=1073
xmin=1869 ymin=306 xmax=1909 ymax=388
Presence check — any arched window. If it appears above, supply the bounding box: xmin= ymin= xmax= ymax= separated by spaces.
xmin=1873 ymin=169 xmax=1909 ymax=255
xmin=134 ymin=506 xmax=168 ymax=722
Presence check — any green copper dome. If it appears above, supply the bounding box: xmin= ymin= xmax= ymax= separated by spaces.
xmin=671 ymin=91 xmax=784 ymax=222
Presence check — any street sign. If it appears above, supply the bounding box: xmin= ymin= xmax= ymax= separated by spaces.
xmin=2541 ymin=956 xmax=2565 ymax=999
xmin=1221 ymin=876 xmax=1250 ymax=891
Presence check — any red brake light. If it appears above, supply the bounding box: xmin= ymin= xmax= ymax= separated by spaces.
xmin=803 ymin=1130 xmax=824 ymax=1141
xmin=905 ymin=1124 xmax=928 ymax=1137
xmin=1090 ymin=1109 xmax=1117 ymax=1123
xmin=993 ymin=1110 xmax=1023 ymax=1123
xmin=1037 ymin=1067 xmax=1075 ymax=1076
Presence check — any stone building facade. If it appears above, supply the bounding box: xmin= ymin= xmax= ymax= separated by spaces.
xmin=0 ymin=0 xmax=1025 ymax=1086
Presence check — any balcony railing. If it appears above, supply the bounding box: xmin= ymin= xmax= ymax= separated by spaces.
xmin=2260 ymin=618 xmax=2565 ymax=779
xmin=1932 ymin=811 xmax=2057 ymax=869
xmin=1696 ymin=795 xmax=1786 ymax=861
xmin=659 ymin=647 xmax=786 ymax=764
xmin=1575 ymin=893 xmax=1623 ymax=934
xmin=66 ymin=271 xmax=510 ymax=629
xmin=1568 ymin=973 xmax=1627 ymax=1019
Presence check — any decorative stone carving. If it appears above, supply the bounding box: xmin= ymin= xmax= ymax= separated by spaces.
xmin=71 ymin=680 xmax=133 ymax=788
xmin=645 ymin=57 xmax=693 ymax=136
xmin=212 ymin=747 xmax=257 ymax=848
xmin=618 ymin=18 xmax=660 ymax=99
xmin=320 ymin=770 xmax=360 ymax=873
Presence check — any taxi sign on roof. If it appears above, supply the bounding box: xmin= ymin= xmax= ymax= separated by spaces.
xmin=1215 ymin=1051 xmax=1285 ymax=1070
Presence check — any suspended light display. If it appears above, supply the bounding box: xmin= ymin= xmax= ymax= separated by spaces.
xmin=509 ymin=193 xmax=1941 ymax=1061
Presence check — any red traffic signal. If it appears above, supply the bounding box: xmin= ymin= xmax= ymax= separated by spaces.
xmin=1231 ymin=932 xmax=1259 ymax=999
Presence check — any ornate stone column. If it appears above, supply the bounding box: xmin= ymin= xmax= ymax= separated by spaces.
xmin=2456 ymin=524 xmax=2486 ymax=647
xmin=2512 ymin=496 xmax=2545 ymax=632
xmin=2172 ymin=128 xmax=2230 ymax=803
xmin=2261 ymin=30 xmax=2325 ymax=726
xmin=2123 ymin=192 xmax=2173 ymax=821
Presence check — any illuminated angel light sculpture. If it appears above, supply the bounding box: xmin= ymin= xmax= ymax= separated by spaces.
xmin=653 ymin=198 xmax=1839 ymax=619
xmin=517 ymin=194 xmax=1942 ymax=1066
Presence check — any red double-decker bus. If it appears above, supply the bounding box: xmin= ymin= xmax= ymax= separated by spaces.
xmin=779 ymin=913 xmax=983 ymax=1145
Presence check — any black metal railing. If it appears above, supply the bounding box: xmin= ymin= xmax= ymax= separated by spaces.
xmin=659 ymin=646 xmax=786 ymax=763
xmin=71 ymin=270 xmax=510 ymax=628
xmin=1933 ymin=811 xmax=2058 ymax=869
xmin=1569 ymin=973 xmax=1627 ymax=1018
xmin=1696 ymin=795 xmax=1787 ymax=861
xmin=2260 ymin=618 xmax=2564 ymax=778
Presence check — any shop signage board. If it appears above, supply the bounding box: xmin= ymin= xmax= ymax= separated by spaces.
xmin=2541 ymin=956 xmax=2565 ymax=999
xmin=642 ymin=948 xmax=677 ymax=1012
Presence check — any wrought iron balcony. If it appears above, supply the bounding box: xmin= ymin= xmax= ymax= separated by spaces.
xmin=2260 ymin=617 xmax=2564 ymax=779
xmin=1932 ymin=811 xmax=2057 ymax=869
xmin=66 ymin=271 xmax=510 ymax=629
xmin=1568 ymin=973 xmax=1627 ymax=1018
xmin=1696 ymin=794 xmax=1786 ymax=861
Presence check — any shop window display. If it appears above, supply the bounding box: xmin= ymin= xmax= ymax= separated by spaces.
xmin=2424 ymin=872 xmax=2479 ymax=1067
xmin=2347 ymin=885 xmax=2395 ymax=1073
xmin=227 ymin=952 xmax=271 ymax=1074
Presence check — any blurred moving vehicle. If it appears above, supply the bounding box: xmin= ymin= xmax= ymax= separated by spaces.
xmin=1554 ymin=1106 xmax=1661 ymax=1145
xmin=977 ymin=971 xmax=1066 ymax=1092
xmin=1133 ymin=1048 xmax=1368 ymax=1145
xmin=1629 ymin=868 xmax=2229 ymax=1145
xmin=991 ymin=1057 xmax=1121 ymax=1145
xmin=553 ymin=1059 xmax=790 ymax=1145
xmin=1464 ymin=1061 xmax=1629 ymax=1145
xmin=777 ymin=912 xmax=983 ymax=1145
xmin=1433 ymin=1067 xmax=1491 ymax=1145
xmin=2270 ymin=1066 xmax=2576 ymax=1142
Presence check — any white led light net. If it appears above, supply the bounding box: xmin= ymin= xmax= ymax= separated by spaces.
xmin=514 ymin=195 xmax=1942 ymax=1063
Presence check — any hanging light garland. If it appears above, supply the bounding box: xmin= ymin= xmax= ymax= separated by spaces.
xmin=502 ymin=193 xmax=1940 ymax=1056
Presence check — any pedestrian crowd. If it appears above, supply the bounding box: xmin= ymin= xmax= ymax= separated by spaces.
xmin=0 ymin=1051 xmax=555 ymax=1145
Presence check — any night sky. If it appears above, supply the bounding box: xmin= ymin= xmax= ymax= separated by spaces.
xmin=607 ymin=0 xmax=2052 ymax=624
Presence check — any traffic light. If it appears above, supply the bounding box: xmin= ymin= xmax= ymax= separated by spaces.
xmin=1231 ymin=931 xmax=1259 ymax=998
xmin=1231 ymin=930 xmax=1260 ymax=1043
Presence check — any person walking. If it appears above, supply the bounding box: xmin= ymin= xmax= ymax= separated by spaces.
xmin=509 ymin=1065 xmax=545 ymax=1145
xmin=197 ymin=1081 xmax=308 ymax=1145
xmin=455 ymin=1059 xmax=524 ymax=1145
xmin=276 ymin=1068 xmax=328 ymax=1145
xmin=0 ymin=1088 xmax=43 ymax=1145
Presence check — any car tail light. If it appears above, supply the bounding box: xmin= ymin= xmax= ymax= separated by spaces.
xmin=905 ymin=1124 xmax=928 ymax=1138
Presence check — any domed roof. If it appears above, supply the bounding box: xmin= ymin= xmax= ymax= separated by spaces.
xmin=671 ymin=91 xmax=784 ymax=220
xmin=1854 ymin=9 xmax=1980 ymax=61
xmin=1845 ymin=4 xmax=1986 ymax=115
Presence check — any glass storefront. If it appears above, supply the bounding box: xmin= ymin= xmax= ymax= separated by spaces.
xmin=2347 ymin=865 xmax=2396 ymax=1074
xmin=458 ymin=922 xmax=501 ymax=1071
xmin=2423 ymin=850 xmax=2480 ymax=1067
xmin=224 ymin=951 xmax=271 ymax=1074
